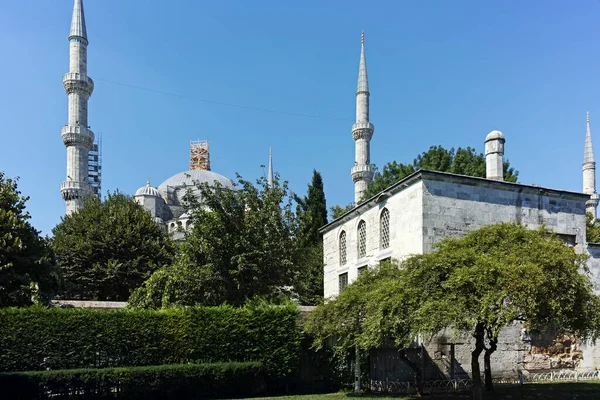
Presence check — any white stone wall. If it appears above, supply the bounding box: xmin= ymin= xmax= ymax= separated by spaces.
xmin=323 ymin=182 xmax=424 ymax=298
xmin=421 ymin=178 xmax=587 ymax=253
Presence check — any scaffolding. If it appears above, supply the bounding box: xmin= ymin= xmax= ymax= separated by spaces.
xmin=88 ymin=132 xmax=102 ymax=199
xmin=190 ymin=139 xmax=210 ymax=171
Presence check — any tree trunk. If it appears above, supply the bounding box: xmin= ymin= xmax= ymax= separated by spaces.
xmin=484 ymin=332 xmax=498 ymax=392
xmin=354 ymin=348 xmax=361 ymax=392
xmin=471 ymin=322 xmax=485 ymax=400
xmin=399 ymin=349 xmax=423 ymax=397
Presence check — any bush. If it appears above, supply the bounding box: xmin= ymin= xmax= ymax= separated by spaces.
xmin=0 ymin=304 xmax=301 ymax=379
xmin=0 ymin=362 xmax=265 ymax=400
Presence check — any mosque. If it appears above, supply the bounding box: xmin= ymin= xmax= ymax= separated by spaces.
xmin=60 ymin=0 xmax=600 ymax=379
xmin=59 ymin=0 xmax=276 ymax=237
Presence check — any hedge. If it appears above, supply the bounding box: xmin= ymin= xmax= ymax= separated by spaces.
xmin=0 ymin=303 xmax=301 ymax=378
xmin=0 ymin=362 xmax=265 ymax=400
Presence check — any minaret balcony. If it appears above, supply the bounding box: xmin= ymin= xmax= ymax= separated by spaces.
xmin=60 ymin=181 xmax=92 ymax=201
xmin=63 ymin=72 xmax=94 ymax=97
xmin=351 ymin=164 xmax=375 ymax=183
xmin=62 ymin=125 xmax=94 ymax=148
xmin=352 ymin=123 xmax=374 ymax=141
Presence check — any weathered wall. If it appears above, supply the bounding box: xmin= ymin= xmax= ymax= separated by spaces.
xmin=421 ymin=176 xmax=587 ymax=253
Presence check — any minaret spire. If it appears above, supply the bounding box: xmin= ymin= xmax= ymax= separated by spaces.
xmin=69 ymin=0 xmax=87 ymax=43
xmin=61 ymin=0 xmax=95 ymax=215
xmin=583 ymin=111 xmax=599 ymax=218
xmin=267 ymin=147 xmax=274 ymax=188
xmin=351 ymin=31 xmax=375 ymax=203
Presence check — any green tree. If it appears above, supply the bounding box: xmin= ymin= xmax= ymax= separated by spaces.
xmin=362 ymin=146 xmax=519 ymax=201
xmin=586 ymin=212 xmax=600 ymax=243
xmin=330 ymin=203 xmax=353 ymax=220
xmin=130 ymin=175 xmax=297 ymax=308
xmin=374 ymin=224 xmax=600 ymax=399
xmin=293 ymin=170 xmax=328 ymax=305
xmin=51 ymin=192 xmax=175 ymax=301
xmin=307 ymin=224 xmax=600 ymax=399
xmin=0 ymin=172 xmax=58 ymax=306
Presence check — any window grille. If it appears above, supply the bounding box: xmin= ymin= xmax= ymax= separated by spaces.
xmin=358 ymin=220 xmax=367 ymax=258
xmin=357 ymin=266 xmax=367 ymax=276
xmin=339 ymin=231 xmax=347 ymax=265
xmin=380 ymin=208 xmax=390 ymax=249
xmin=339 ymin=272 xmax=348 ymax=292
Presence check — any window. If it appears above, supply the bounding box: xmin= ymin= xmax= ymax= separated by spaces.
xmin=358 ymin=266 xmax=367 ymax=276
xmin=339 ymin=272 xmax=348 ymax=292
xmin=380 ymin=208 xmax=390 ymax=249
xmin=339 ymin=231 xmax=347 ymax=265
xmin=358 ymin=220 xmax=367 ymax=258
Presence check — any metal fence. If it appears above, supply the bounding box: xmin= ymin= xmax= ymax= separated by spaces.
xmin=371 ymin=370 xmax=600 ymax=394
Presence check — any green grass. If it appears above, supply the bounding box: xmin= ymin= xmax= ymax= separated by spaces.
xmin=250 ymin=381 xmax=600 ymax=400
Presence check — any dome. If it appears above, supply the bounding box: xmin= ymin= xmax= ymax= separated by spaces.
xmin=158 ymin=170 xmax=234 ymax=205
xmin=135 ymin=179 xmax=162 ymax=197
xmin=485 ymin=130 xmax=505 ymax=142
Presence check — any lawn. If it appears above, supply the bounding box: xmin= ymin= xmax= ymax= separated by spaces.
xmin=251 ymin=381 xmax=600 ymax=400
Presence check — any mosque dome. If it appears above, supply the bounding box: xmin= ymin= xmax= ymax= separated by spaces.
xmin=135 ymin=180 xmax=162 ymax=197
xmin=485 ymin=130 xmax=505 ymax=142
xmin=158 ymin=170 xmax=234 ymax=205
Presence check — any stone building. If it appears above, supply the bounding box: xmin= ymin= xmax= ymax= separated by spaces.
xmin=321 ymin=33 xmax=600 ymax=378
xmin=60 ymin=1 xmax=249 ymax=237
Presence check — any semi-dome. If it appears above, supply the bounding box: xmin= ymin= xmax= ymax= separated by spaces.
xmin=158 ymin=170 xmax=234 ymax=205
xmin=135 ymin=179 xmax=162 ymax=197
xmin=485 ymin=130 xmax=505 ymax=142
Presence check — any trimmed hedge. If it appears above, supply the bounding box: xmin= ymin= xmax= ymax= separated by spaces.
xmin=0 ymin=362 xmax=265 ymax=400
xmin=0 ymin=304 xmax=301 ymax=378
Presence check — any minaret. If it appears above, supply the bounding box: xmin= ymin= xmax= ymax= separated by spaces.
xmin=267 ymin=147 xmax=274 ymax=188
xmin=60 ymin=0 xmax=95 ymax=215
xmin=583 ymin=112 xmax=599 ymax=218
xmin=351 ymin=31 xmax=375 ymax=203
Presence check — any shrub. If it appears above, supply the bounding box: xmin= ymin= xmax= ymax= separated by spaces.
xmin=0 ymin=362 xmax=265 ymax=400
xmin=0 ymin=303 xmax=301 ymax=379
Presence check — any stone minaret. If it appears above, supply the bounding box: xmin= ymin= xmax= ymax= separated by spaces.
xmin=351 ymin=31 xmax=375 ymax=203
xmin=267 ymin=147 xmax=274 ymax=188
xmin=484 ymin=130 xmax=505 ymax=181
xmin=583 ymin=112 xmax=599 ymax=218
xmin=61 ymin=0 xmax=95 ymax=215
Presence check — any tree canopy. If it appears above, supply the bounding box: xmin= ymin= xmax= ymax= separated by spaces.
xmin=293 ymin=170 xmax=328 ymax=305
xmin=362 ymin=145 xmax=519 ymax=202
xmin=129 ymin=175 xmax=297 ymax=308
xmin=306 ymin=223 xmax=600 ymax=398
xmin=586 ymin=212 xmax=600 ymax=243
xmin=51 ymin=192 xmax=175 ymax=301
xmin=0 ymin=172 xmax=58 ymax=307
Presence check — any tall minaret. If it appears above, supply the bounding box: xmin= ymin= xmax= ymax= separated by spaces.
xmin=267 ymin=147 xmax=274 ymax=188
xmin=60 ymin=0 xmax=95 ymax=215
xmin=583 ymin=112 xmax=599 ymax=218
xmin=350 ymin=31 xmax=375 ymax=203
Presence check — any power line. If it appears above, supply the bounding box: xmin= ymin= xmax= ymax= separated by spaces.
xmin=94 ymin=77 xmax=352 ymax=122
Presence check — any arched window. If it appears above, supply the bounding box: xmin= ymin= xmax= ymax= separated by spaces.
xmin=339 ymin=230 xmax=347 ymax=265
xmin=358 ymin=220 xmax=367 ymax=258
xmin=380 ymin=208 xmax=390 ymax=249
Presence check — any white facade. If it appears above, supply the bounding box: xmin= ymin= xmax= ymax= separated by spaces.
xmin=322 ymin=171 xmax=590 ymax=298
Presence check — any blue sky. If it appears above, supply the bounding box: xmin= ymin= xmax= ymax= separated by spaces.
xmin=1 ymin=0 xmax=600 ymax=235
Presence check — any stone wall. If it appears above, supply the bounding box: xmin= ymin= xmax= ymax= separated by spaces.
xmin=421 ymin=175 xmax=587 ymax=253
xmin=322 ymin=181 xmax=424 ymax=298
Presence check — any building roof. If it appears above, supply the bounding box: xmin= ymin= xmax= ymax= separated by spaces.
xmin=585 ymin=112 xmax=595 ymax=164
xmin=485 ymin=130 xmax=505 ymax=142
xmin=158 ymin=169 xmax=234 ymax=205
xmin=357 ymin=31 xmax=369 ymax=93
xmin=320 ymin=170 xmax=591 ymax=233
xmin=135 ymin=179 xmax=162 ymax=197
xmin=69 ymin=0 xmax=87 ymax=43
